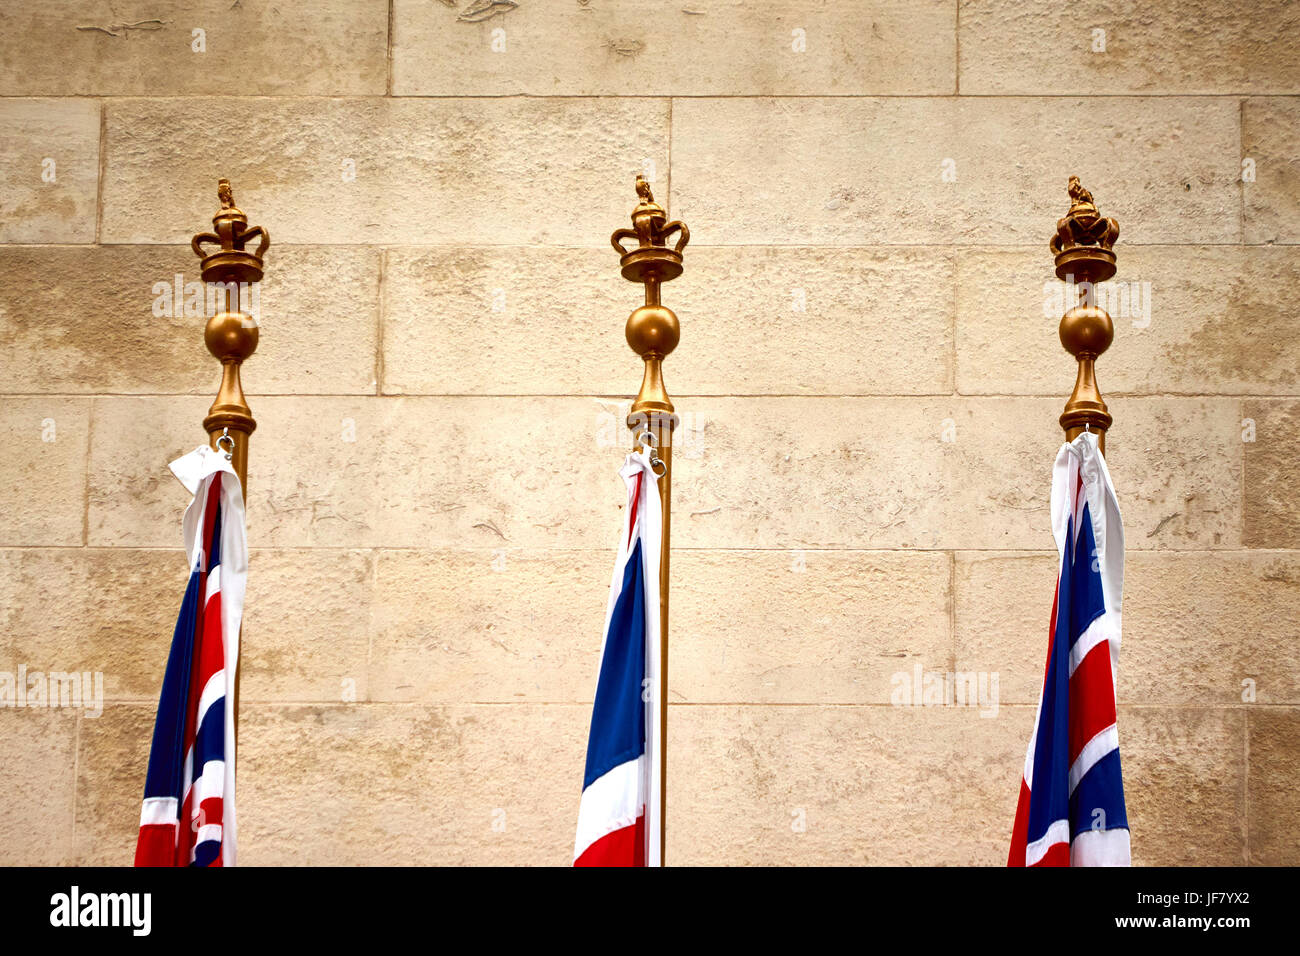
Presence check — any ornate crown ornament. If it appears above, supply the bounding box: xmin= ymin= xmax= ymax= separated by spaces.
xmin=610 ymin=174 xmax=690 ymax=284
xmin=1050 ymin=175 xmax=1118 ymax=283
xmin=610 ymin=175 xmax=690 ymax=429
xmin=191 ymin=178 xmax=270 ymax=284
xmin=189 ymin=179 xmax=267 ymax=479
xmin=1050 ymin=176 xmax=1119 ymax=447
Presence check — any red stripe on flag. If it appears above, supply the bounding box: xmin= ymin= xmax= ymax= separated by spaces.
xmin=134 ymin=824 xmax=178 ymax=867
xmin=1007 ymin=780 xmax=1031 ymax=867
xmin=627 ymin=471 xmax=643 ymax=549
xmin=1068 ymin=641 xmax=1118 ymax=765
xmin=1030 ymin=842 xmax=1070 ymax=867
xmin=574 ymin=817 xmax=646 ymax=868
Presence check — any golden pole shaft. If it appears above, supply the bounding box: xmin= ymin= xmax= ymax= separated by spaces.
xmin=612 ymin=174 xmax=688 ymax=865
xmin=192 ymin=178 xmax=267 ymax=752
xmin=646 ymin=413 xmax=672 ymax=867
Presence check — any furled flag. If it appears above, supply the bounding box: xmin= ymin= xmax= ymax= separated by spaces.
xmin=574 ymin=448 xmax=663 ymax=867
xmin=135 ymin=445 xmax=247 ymax=867
xmin=1009 ymin=430 xmax=1130 ymax=866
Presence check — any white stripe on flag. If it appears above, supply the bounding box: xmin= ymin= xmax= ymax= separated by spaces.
xmin=573 ymin=755 xmax=646 ymax=862
xmin=139 ymin=796 xmax=179 ymax=828
xmin=1024 ymin=818 xmax=1070 ymax=867
xmin=190 ymin=824 xmax=224 ymax=864
xmin=188 ymin=758 xmax=226 ymax=812
xmin=1070 ymin=826 xmax=1132 ymax=866
xmin=1068 ymin=723 xmax=1119 ymax=795
xmin=204 ymin=562 xmax=222 ymax=604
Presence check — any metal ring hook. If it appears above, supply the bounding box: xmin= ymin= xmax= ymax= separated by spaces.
xmin=634 ymin=430 xmax=666 ymax=476
xmin=216 ymin=427 xmax=235 ymax=461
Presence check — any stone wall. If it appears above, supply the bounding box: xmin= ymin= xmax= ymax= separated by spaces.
xmin=0 ymin=1 xmax=1296 ymax=865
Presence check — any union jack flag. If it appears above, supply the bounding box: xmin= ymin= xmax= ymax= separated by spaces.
xmin=136 ymin=446 xmax=247 ymax=867
xmin=1009 ymin=430 xmax=1130 ymax=866
xmin=574 ymin=449 xmax=663 ymax=867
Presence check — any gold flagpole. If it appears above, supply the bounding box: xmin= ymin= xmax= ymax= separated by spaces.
xmin=191 ymin=178 xmax=268 ymax=740
xmin=1051 ymin=176 xmax=1119 ymax=453
xmin=611 ymin=175 xmax=689 ymax=866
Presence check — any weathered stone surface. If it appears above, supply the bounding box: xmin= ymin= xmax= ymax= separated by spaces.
xmin=957 ymin=552 xmax=1300 ymax=706
xmin=384 ymin=245 xmax=954 ymax=395
xmin=673 ymin=396 xmax=1239 ymax=551
xmin=1092 ymin=397 xmax=1242 ymax=549
xmin=85 ymin=394 xmax=213 ymax=548
xmin=393 ymin=0 xmax=956 ymax=96
xmin=0 ymin=1 xmax=388 ymax=95
xmin=370 ymin=548 xmax=952 ymax=705
xmin=88 ymin=396 xmax=626 ymax=549
xmin=73 ymin=703 xmax=153 ymax=864
xmin=85 ymin=395 xmax=1242 ymax=553
xmin=959 ymin=1 xmax=1300 ymax=95
xmin=957 ymin=246 xmax=1300 ymax=395
xmin=1121 ymin=707 xmax=1246 ymax=866
xmin=670 ymin=704 xmax=1030 ymax=864
xmin=240 ymin=550 xmax=373 ymax=703
xmin=0 ymin=547 xmax=372 ymax=706
xmin=0 ymin=99 xmax=99 ymax=243
xmin=672 ymin=247 xmax=954 ymax=396
xmin=0 ymin=245 xmax=379 ymax=394
xmin=673 ymin=550 xmax=952 ymax=704
xmin=0 ymin=548 xmax=177 ymax=702
xmin=671 ymin=97 xmax=1240 ymax=245
xmin=382 ymin=247 xmax=634 ymax=396
xmin=0 ymin=399 xmax=90 ymax=546
xmin=102 ymin=98 xmax=669 ymax=245
xmin=1248 ymin=708 xmax=1300 ymax=865
xmin=954 ymin=552 xmax=1057 ymax=706
xmin=370 ymin=550 xmax=606 ymax=704
xmin=0 ymin=3 xmax=1292 ymax=869
xmin=1244 ymin=98 xmax=1300 ymax=245
xmin=236 ymin=703 xmax=588 ymax=865
xmin=1243 ymin=400 xmax=1300 ymax=549
xmin=63 ymin=699 xmax=1255 ymax=866
xmin=0 ymin=708 xmax=78 ymax=865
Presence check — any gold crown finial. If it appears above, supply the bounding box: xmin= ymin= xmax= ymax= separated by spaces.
xmin=610 ymin=175 xmax=689 ymax=428
xmin=1050 ymin=176 xmax=1119 ymax=282
xmin=191 ymin=177 xmax=270 ymax=284
xmin=1050 ymin=176 xmax=1117 ymax=450
xmin=611 ymin=174 xmax=690 ymax=285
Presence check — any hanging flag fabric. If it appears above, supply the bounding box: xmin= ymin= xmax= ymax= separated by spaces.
xmin=1009 ymin=430 xmax=1130 ymax=867
xmin=135 ymin=445 xmax=247 ymax=867
xmin=574 ymin=448 xmax=663 ymax=867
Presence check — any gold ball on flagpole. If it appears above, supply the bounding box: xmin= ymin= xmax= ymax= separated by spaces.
xmin=625 ymin=304 xmax=679 ymax=358
xmin=205 ymin=311 xmax=259 ymax=363
xmin=1059 ymin=304 xmax=1113 ymax=359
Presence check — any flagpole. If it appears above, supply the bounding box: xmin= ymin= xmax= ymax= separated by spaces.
xmin=191 ymin=178 xmax=268 ymax=743
xmin=1050 ymin=176 xmax=1119 ymax=453
xmin=611 ymin=175 xmax=689 ymax=866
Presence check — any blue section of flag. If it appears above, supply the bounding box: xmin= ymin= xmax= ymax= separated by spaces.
xmin=141 ymin=569 xmax=202 ymax=802
xmin=1071 ymin=748 xmax=1127 ymax=838
xmin=1065 ymin=508 xmax=1106 ymax=654
xmin=1025 ymin=514 xmax=1076 ymax=851
xmin=582 ymin=539 xmax=647 ymax=789
xmin=192 ymin=697 xmax=226 ymax=778
xmin=1025 ymin=503 xmax=1127 ymax=850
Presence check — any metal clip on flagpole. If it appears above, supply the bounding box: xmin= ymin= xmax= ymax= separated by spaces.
xmin=611 ymin=174 xmax=688 ymax=865
xmin=191 ymin=178 xmax=268 ymax=742
xmin=1051 ymin=176 xmax=1118 ymax=455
